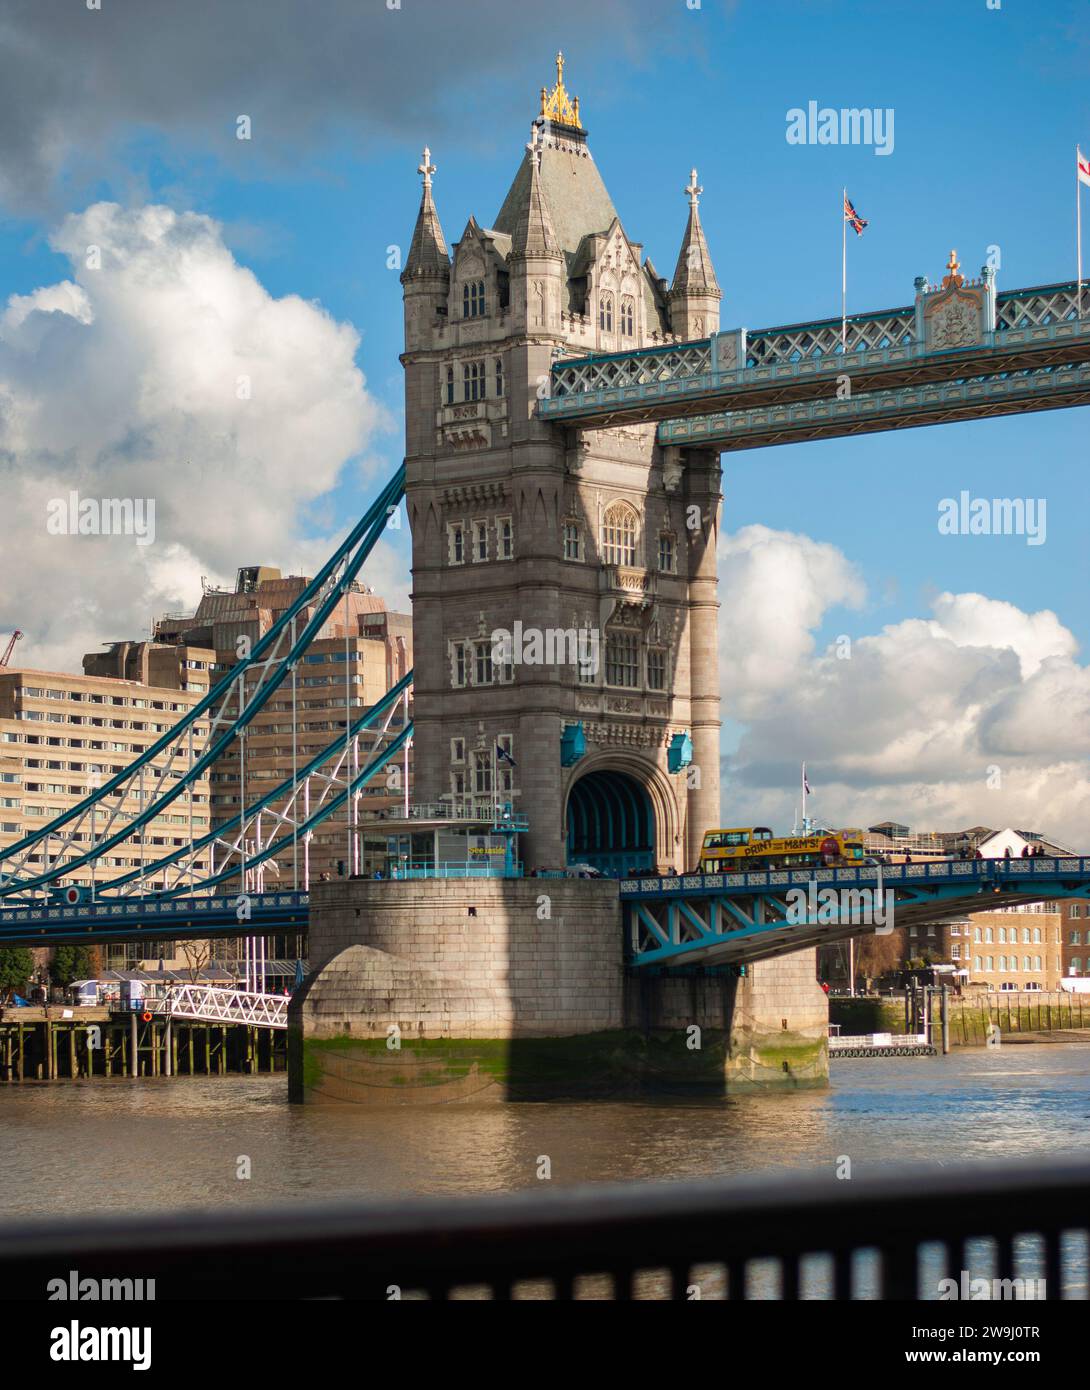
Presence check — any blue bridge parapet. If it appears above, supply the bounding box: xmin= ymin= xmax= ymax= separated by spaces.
xmin=621 ymin=856 xmax=1090 ymax=968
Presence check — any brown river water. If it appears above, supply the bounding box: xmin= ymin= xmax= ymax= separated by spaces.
xmin=3 ymin=1043 xmax=1089 ymax=1219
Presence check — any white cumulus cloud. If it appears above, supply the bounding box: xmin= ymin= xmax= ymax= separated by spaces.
xmin=718 ymin=528 xmax=1090 ymax=847
xmin=0 ymin=201 xmax=395 ymax=673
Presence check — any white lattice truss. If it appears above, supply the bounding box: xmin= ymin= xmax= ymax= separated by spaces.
xmin=996 ymin=284 xmax=1084 ymax=331
xmin=552 ymin=342 xmax=712 ymax=396
xmin=149 ymin=984 xmax=287 ymax=1030
xmin=746 ymin=312 xmax=915 ymax=368
xmin=548 ymin=285 xmax=1086 ymax=397
xmin=144 ymin=694 xmax=403 ymax=899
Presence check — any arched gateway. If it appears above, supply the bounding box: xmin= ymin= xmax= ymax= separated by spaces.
xmin=566 ymin=769 xmax=654 ymax=876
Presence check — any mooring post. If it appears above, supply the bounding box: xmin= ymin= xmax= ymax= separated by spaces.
xmin=129 ymin=1012 xmax=138 ymax=1078
xmin=941 ymin=985 xmax=950 ymax=1055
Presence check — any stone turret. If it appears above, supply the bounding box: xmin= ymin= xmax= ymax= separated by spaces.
xmin=401 ymin=146 xmax=450 ymax=353
xmin=668 ymin=168 xmax=721 ymax=341
xmin=508 ymin=128 xmax=565 ymax=334
xmin=402 ymin=56 xmax=720 ymax=872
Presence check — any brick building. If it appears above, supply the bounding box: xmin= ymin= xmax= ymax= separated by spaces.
xmin=0 ymin=666 xmax=212 ymax=971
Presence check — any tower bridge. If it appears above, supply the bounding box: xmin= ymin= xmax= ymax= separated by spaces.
xmin=1 ymin=55 xmax=1085 ymax=1097
xmin=539 ymin=271 xmax=1090 ymax=437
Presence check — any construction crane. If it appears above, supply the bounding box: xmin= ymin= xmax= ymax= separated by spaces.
xmin=0 ymin=630 xmax=23 ymax=667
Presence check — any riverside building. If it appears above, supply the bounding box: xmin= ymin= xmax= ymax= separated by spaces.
xmin=0 ymin=666 xmax=212 ymax=971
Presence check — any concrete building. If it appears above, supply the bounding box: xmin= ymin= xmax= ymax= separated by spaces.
xmin=0 ymin=667 xmax=213 ymax=971
xmin=400 ymin=55 xmax=722 ymax=874
xmin=135 ymin=565 xmax=412 ymax=889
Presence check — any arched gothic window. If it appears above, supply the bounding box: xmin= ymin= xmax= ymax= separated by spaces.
xmin=463 ymin=280 xmax=486 ymax=318
xmin=599 ymin=291 xmax=614 ymax=333
xmin=621 ymin=295 xmax=635 ymax=336
xmin=601 ymin=501 xmax=638 ymax=567
xmin=463 ymin=360 xmax=484 ymax=401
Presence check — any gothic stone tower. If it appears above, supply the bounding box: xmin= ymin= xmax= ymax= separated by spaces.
xmin=400 ymin=56 xmax=722 ymax=872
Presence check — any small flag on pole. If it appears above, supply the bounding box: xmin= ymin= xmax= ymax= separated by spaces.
xmin=803 ymin=767 xmax=812 ymax=795
xmin=1080 ymin=147 xmax=1089 ymax=318
xmin=496 ymin=744 xmax=517 ymax=767
xmin=841 ymin=191 xmax=868 ymax=348
xmin=843 ymin=192 xmax=868 ymax=236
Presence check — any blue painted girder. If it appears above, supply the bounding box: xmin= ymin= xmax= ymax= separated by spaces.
xmin=621 ymin=858 xmax=1090 ymax=968
xmin=0 ymin=891 xmax=310 ymax=948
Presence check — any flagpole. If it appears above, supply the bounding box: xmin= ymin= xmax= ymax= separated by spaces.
xmin=1079 ymin=146 xmax=1084 ymax=318
xmin=801 ymin=762 xmax=807 ymax=831
xmin=841 ymin=188 xmax=847 ymax=350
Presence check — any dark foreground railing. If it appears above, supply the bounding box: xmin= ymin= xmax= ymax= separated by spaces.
xmin=1 ymin=1160 xmax=1087 ymax=1300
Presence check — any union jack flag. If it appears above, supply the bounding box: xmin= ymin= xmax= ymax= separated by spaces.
xmin=844 ymin=193 xmax=868 ymax=236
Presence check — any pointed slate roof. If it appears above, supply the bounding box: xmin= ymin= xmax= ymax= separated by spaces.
xmin=671 ymin=186 xmax=720 ymax=297
xmin=510 ymin=145 xmax=562 ymax=259
xmin=494 ymin=130 xmax=618 ymax=272
xmin=403 ymin=179 xmax=449 ymax=280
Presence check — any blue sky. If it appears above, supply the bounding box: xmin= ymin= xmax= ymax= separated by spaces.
xmin=7 ymin=0 xmax=1085 ymax=640
xmin=1 ymin=0 xmax=1087 ymax=836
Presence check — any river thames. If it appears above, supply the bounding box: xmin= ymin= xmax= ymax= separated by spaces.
xmin=3 ymin=1043 xmax=1090 ymax=1220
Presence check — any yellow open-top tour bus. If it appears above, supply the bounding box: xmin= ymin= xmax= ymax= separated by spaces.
xmin=697 ymin=826 xmax=866 ymax=873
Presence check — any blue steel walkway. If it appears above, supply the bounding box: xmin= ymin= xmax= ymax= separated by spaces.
xmin=622 ymin=856 xmax=1090 ymax=968
xmin=539 ymin=278 xmax=1090 ymax=445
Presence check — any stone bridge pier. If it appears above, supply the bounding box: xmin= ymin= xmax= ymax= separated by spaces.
xmin=288 ymin=878 xmax=828 ymax=1103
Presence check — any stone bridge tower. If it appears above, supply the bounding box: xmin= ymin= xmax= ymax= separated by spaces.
xmin=400 ymin=55 xmax=722 ymax=873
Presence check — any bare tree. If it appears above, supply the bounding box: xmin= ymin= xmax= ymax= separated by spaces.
xmin=854 ymin=928 xmax=905 ymax=985
xmin=178 ymin=938 xmax=213 ymax=983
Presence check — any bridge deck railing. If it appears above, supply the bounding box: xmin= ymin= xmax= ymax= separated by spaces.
xmin=619 ymin=856 xmax=1090 ymax=897
xmin=542 ymin=281 xmax=1088 ymax=408
xmin=0 ymin=1158 xmax=1085 ymax=1299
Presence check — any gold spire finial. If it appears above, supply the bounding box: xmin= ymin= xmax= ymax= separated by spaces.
xmin=540 ymin=50 xmax=583 ymax=129
xmin=942 ymin=248 xmax=964 ymax=289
